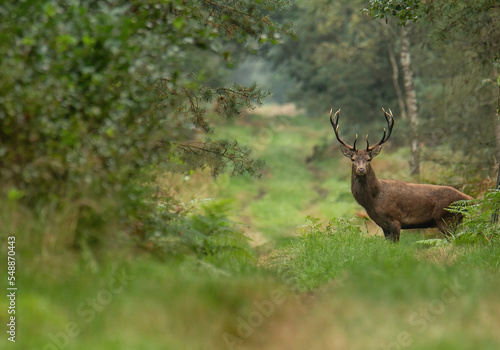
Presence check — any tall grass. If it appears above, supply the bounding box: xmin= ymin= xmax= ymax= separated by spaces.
xmin=215 ymin=113 xmax=360 ymax=237
xmin=3 ymin=109 xmax=500 ymax=350
xmin=257 ymin=217 xmax=500 ymax=350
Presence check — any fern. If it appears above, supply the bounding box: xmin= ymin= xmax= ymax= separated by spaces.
xmin=141 ymin=198 xmax=255 ymax=271
xmin=447 ymin=191 xmax=500 ymax=244
xmin=413 ymin=238 xmax=448 ymax=247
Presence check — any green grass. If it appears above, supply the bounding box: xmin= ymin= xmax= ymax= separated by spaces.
xmin=3 ymin=108 xmax=500 ymax=350
xmin=258 ymin=220 xmax=500 ymax=349
xmin=4 ymin=253 xmax=291 ymax=350
xmin=6 ymin=230 xmax=500 ymax=350
xmin=215 ymin=113 xmax=359 ymax=237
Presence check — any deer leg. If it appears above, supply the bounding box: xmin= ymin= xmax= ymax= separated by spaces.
xmin=383 ymin=222 xmax=401 ymax=242
xmin=436 ymin=220 xmax=450 ymax=237
xmin=437 ymin=216 xmax=459 ymax=239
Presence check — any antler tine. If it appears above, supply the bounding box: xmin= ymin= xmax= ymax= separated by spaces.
xmin=330 ymin=108 xmax=356 ymax=151
xmin=366 ymin=129 xmax=387 ymax=151
xmin=366 ymin=108 xmax=394 ymax=151
xmin=381 ymin=107 xmax=394 ymax=142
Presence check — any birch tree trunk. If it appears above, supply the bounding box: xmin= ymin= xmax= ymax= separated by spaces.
xmin=496 ymin=72 xmax=500 ymax=164
xmin=492 ymin=74 xmax=500 ymax=223
xmin=387 ymin=44 xmax=407 ymax=120
xmin=400 ymin=25 xmax=420 ymax=178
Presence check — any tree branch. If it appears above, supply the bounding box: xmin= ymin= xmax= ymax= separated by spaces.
xmin=201 ymin=0 xmax=254 ymax=18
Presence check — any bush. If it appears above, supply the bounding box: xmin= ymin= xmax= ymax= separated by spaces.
xmin=138 ymin=198 xmax=255 ymax=272
xmin=268 ymin=216 xmax=388 ymax=291
xmin=448 ymin=192 xmax=500 ymax=244
xmin=0 ymin=0 xmax=288 ymax=251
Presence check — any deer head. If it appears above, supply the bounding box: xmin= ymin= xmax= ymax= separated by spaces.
xmin=330 ymin=108 xmax=394 ymax=176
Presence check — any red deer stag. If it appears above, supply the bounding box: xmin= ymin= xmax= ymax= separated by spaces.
xmin=330 ymin=108 xmax=472 ymax=242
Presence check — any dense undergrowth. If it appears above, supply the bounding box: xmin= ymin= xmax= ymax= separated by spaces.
xmin=6 ymin=207 xmax=500 ymax=350
xmin=2 ymin=110 xmax=500 ymax=350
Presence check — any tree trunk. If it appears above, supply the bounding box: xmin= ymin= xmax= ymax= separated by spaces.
xmin=387 ymin=44 xmax=407 ymax=120
xmin=496 ymin=107 xmax=500 ymax=166
xmin=496 ymin=71 xmax=500 ymax=164
xmin=492 ymin=72 xmax=500 ymax=223
xmin=400 ymin=26 xmax=420 ymax=178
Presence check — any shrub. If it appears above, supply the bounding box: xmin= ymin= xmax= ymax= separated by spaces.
xmin=139 ymin=198 xmax=255 ymax=272
xmin=448 ymin=192 xmax=500 ymax=244
xmin=0 ymin=0 xmax=288 ymax=251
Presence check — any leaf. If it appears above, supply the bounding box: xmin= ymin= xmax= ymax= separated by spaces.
xmin=8 ymin=189 xmax=25 ymax=202
xmin=56 ymin=34 xmax=78 ymax=52
xmin=413 ymin=239 xmax=448 ymax=247
xmin=172 ymin=16 xmax=185 ymax=29
xmin=82 ymin=35 xmax=96 ymax=47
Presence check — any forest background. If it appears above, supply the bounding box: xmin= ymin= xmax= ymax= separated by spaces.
xmin=1 ymin=1 xmax=500 ymax=349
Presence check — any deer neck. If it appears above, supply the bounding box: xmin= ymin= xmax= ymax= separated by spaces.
xmin=351 ymin=165 xmax=381 ymax=208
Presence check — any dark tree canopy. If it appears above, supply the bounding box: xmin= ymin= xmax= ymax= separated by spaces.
xmin=0 ymin=0 xmax=290 ymax=203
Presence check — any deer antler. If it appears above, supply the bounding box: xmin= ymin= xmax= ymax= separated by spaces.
xmin=330 ymin=108 xmax=357 ymax=151
xmin=366 ymin=107 xmax=395 ymax=151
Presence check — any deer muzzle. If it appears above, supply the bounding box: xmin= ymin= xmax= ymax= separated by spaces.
xmin=356 ymin=167 xmax=367 ymax=176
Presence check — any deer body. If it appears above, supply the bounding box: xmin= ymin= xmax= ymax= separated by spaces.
xmin=331 ymin=108 xmax=472 ymax=242
xmin=350 ymin=161 xmax=472 ymax=241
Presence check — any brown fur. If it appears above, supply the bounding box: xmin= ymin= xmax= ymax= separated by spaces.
xmin=348 ymin=150 xmax=472 ymax=241
xmin=330 ymin=108 xmax=472 ymax=242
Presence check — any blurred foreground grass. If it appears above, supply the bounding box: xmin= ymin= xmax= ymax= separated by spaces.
xmin=2 ymin=108 xmax=499 ymax=350
xmin=2 ymin=224 xmax=499 ymax=350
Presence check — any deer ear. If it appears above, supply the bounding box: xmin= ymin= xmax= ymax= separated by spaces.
xmin=340 ymin=144 xmax=354 ymax=158
xmin=369 ymin=145 xmax=383 ymax=158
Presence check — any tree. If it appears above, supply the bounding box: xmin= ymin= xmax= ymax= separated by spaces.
xmin=367 ymin=0 xmax=500 ymax=181
xmin=0 ymin=0 xmax=290 ymax=196
xmin=400 ymin=25 xmax=420 ymax=177
xmin=0 ymin=0 xmax=289 ymax=245
xmin=267 ymin=0 xmax=400 ymax=132
xmin=366 ymin=0 xmax=499 ymax=114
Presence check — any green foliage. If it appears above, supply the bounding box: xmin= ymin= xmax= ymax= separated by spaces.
xmin=297 ymin=215 xmax=363 ymax=238
xmin=0 ymin=0 xmax=290 ymax=252
xmin=0 ymin=0 xmax=288 ymax=202
xmin=412 ymin=238 xmax=450 ymax=248
xmin=268 ymin=0 xmax=399 ymax=122
xmin=173 ymin=136 xmax=266 ymax=178
xmin=272 ymin=216 xmax=385 ymax=291
xmin=447 ymin=193 xmax=500 ymax=243
xmin=364 ymin=0 xmax=425 ymax=26
xmin=364 ymin=0 xmax=500 ymax=179
xmin=270 ymin=214 xmax=499 ymax=313
xmin=140 ymin=199 xmax=255 ymax=271
xmin=267 ymin=0 xmax=498 ymax=181
xmin=367 ymin=0 xmax=500 ymax=64
xmin=416 ymin=194 xmax=500 ymax=246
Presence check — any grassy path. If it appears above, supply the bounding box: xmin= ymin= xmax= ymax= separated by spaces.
xmin=6 ymin=109 xmax=499 ymax=350
xmin=213 ymin=110 xmax=500 ymax=350
xmin=243 ymin=232 xmax=500 ymax=350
